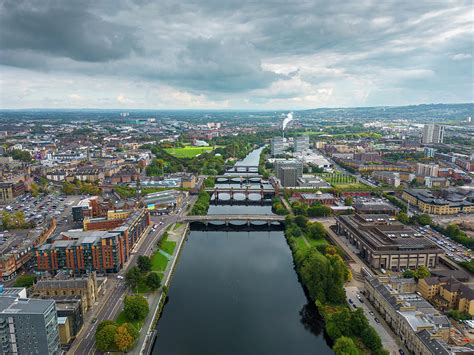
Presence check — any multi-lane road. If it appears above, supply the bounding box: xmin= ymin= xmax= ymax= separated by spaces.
xmin=69 ymin=195 xmax=195 ymax=355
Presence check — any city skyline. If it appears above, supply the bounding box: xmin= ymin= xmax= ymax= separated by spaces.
xmin=0 ymin=0 xmax=473 ymax=109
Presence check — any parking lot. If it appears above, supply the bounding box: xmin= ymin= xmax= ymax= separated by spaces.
xmin=1 ymin=193 xmax=83 ymax=232
xmin=345 ymin=286 xmax=405 ymax=355
xmin=418 ymin=225 xmax=472 ymax=264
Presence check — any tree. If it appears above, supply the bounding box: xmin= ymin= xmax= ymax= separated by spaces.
xmin=123 ymin=295 xmax=149 ymax=322
xmin=95 ymin=324 xmax=117 ymax=352
xmin=294 ymin=215 xmax=309 ymax=230
xmin=307 ymin=222 xmax=326 ymax=240
xmin=30 ymin=182 xmax=40 ymax=197
xmin=114 ymin=325 xmax=134 ymax=351
xmin=403 ymin=269 xmax=415 ymax=278
xmin=397 ymin=212 xmax=410 ymax=225
xmin=344 ymin=197 xmax=353 ymax=206
xmin=62 ymin=181 xmax=76 ymax=195
xmin=125 ymin=267 xmax=143 ymax=291
xmin=96 ymin=320 xmax=116 ymax=333
xmin=137 ymin=256 xmax=152 ymax=273
xmin=333 ymin=336 xmax=363 ymax=355
xmin=122 ymin=323 xmax=139 ymax=340
xmin=416 ymin=214 xmax=432 ymax=226
xmin=415 ymin=265 xmax=430 ymax=279
xmin=146 ymin=272 xmax=161 ymax=290
xmin=14 ymin=274 xmax=36 ymax=287
xmin=308 ymin=204 xmax=332 ymax=217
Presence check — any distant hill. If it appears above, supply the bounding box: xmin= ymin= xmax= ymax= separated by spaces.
xmin=0 ymin=103 xmax=472 ymax=122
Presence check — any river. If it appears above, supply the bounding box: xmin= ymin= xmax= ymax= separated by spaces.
xmin=152 ymin=148 xmax=332 ymax=355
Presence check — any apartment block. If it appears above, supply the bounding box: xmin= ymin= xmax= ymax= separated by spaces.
xmin=0 ymin=296 xmax=60 ymax=355
xmin=271 ymin=136 xmax=284 ymax=156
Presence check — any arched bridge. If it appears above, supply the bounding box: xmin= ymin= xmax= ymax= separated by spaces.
xmin=225 ymin=165 xmax=259 ymax=173
xmin=181 ymin=214 xmax=285 ymax=223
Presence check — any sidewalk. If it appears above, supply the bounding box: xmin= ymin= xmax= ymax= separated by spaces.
xmin=132 ymin=223 xmax=189 ymax=355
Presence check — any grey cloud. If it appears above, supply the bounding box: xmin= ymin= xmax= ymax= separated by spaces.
xmin=0 ymin=0 xmax=472 ymax=104
xmin=0 ymin=0 xmax=141 ymax=62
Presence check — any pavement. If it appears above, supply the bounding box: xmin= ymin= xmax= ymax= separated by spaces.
xmin=345 ymin=286 xmax=404 ymax=355
xmin=68 ymin=195 xmax=196 ymax=355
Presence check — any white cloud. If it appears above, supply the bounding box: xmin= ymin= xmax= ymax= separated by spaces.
xmin=451 ymin=53 xmax=472 ymax=61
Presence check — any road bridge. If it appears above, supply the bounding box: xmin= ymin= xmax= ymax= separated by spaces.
xmin=206 ymin=187 xmax=276 ymax=200
xmin=225 ymin=165 xmax=259 ymax=173
xmin=181 ymin=214 xmax=285 ymax=223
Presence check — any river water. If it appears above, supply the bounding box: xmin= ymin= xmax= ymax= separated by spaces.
xmin=152 ymin=148 xmax=332 ymax=355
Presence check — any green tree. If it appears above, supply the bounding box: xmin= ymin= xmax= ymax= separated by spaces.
xmin=125 ymin=267 xmax=143 ymax=291
xmin=62 ymin=181 xmax=76 ymax=195
xmin=307 ymin=222 xmax=326 ymax=240
xmin=416 ymin=214 xmax=432 ymax=226
xmin=403 ymin=269 xmax=415 ymax=278
xmin=146 ymin=272 xmax=161 ymax=290
xmin=30 ymin=182 xmax=40 ymax=197
xmin=96 ymin=320 xmax=116 ymax=333
xmin=415 ymin=265 xmax=430 ymax=279
xmin=333 ymin=336 xmax=363 ymax=355
xmin=397 ymin=212 xmax=410 ymax=225
xmin=95 ymin=324 xmax=117 ymax=352
xmin=137 ymin=256 xmax=152 ymax=273
xmin=123 ymin=295 xmax=149 ymax=322
xmin=344 ymin=197 xmax=353 ymax=206
xmin=14 ymin=274 xmax=36 ymax=287
xmin=294 ymin=215 xmax=309 ymax=230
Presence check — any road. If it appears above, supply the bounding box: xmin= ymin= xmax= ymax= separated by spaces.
xmin=68 ymin=194 xmax=196 ymax=355
xmin=345 ymin=286 xmax=404 ymax=355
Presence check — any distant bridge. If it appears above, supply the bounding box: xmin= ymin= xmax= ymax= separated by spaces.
xmin=181 ymin=214 xmax=285 ymax=224
xmin=215 ymin=175 xmax=263 ymax=184
xmin=225 ymin=165 xmax=259 ymax=173
xmin=206 ymin=187 xmax=276 ymax=199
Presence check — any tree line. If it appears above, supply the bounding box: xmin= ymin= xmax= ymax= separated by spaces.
xmin=285 ymin=216 xmax=387 ymax=355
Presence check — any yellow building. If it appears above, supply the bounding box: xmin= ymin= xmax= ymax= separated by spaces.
xmin=417 ymin=276 xmax=474 ymax=316
xmin=402 ymin=189 xmax=474 ymax=215
xmin=418 ymin=277 xmax=441 ymax=300
xmin=107 ymin=209 xmax=131 ymax=220
xmin=182 ymin=175 xmax=196 ymax=189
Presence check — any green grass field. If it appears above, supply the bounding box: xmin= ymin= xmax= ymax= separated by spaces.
xmin=294 ymin=236 xmax=328 ymax=252
xmin=161 ymin=240 xmax=176 ymax=255
xmin=164 ymin=146 xmax=213 ymax=158
xmin=151 ymin=251 xmax=169 ymax=272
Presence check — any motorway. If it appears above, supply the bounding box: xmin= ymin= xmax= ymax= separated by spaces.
xmin=68 ymin=195 xmax=195 ymax=355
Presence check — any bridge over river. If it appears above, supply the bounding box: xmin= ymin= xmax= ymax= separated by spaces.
xmin=181 ymin=214 xmax=285 ymax=224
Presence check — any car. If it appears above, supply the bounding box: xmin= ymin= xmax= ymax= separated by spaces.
xmin=374 ymin=318 xmax=380 ymax=323
xmin=117 ymin=275 xmax=124 ymax=280
xmin=348 ymin=299 xmax=353 ymax=304
xmin=352 ymin=303 xmax=357 ymax=308
xmin=369 ymin=311 xmax=374 ymax=316
xmin=92 ymin=317 xmax=97 ymax=324
xmin=399 ymin=349 xmax=405 ymax=355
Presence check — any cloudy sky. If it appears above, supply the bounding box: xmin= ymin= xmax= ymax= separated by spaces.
xmin=0 ymin=0 xmax=472 ymax=109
